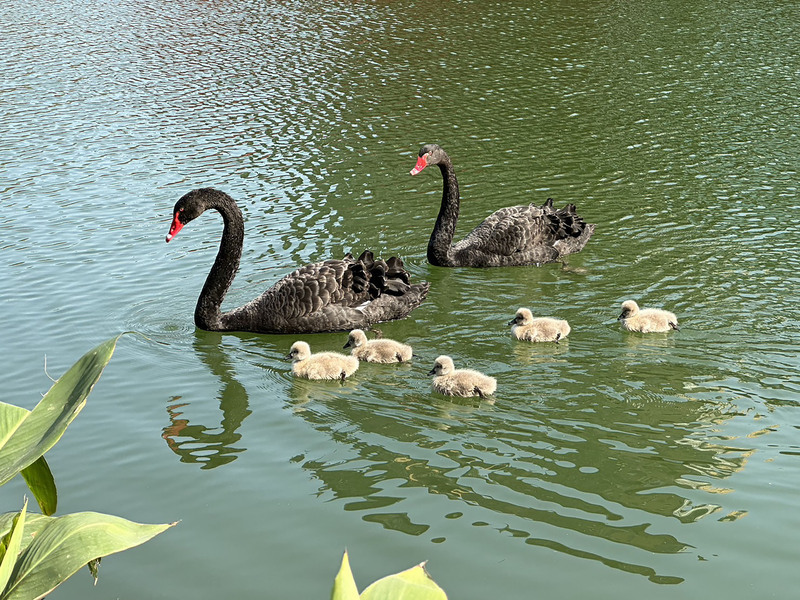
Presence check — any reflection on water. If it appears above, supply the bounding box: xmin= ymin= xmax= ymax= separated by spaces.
xmin=275 ymin=361 xmax=755 ymax=583
xmin=287 ymin=374 xmax=362 ymax=409
xmin=510 ymin=338 xmax=572 ymax=365
xmin=3 ymin=0 xmax=800 ymax=598
xmin=161 ymin=333 xmax=251 ymax=469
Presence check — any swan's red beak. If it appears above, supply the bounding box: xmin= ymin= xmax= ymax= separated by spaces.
xmin=410 ymin=155 xmax=428 ymax=176
xmin=166 ymin=212 xmax=184 ymax=243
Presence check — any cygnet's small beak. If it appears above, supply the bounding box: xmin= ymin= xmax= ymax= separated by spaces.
xmin=507 ymin=318 xmax=516 ymax=326
xmin=428 ymin=368 xmax=436 ymax=376
xmin=285 ymin=353 xmax=293 ymax=361
xmin=343 ymin=341 xmax=351 ymax=349
xmin=617 ymin=313 xmax=625 ymax=320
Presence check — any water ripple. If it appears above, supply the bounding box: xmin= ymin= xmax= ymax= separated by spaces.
xmin=2 ymin=0 xmax=799 ymax=598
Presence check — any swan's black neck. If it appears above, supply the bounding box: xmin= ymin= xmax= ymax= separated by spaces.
xmin=194 ymin=192 xmax=245 ymax=330
xmin=428 ymin=157 xmax=460 ymax=267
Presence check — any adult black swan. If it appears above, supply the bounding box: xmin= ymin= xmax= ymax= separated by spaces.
xmin=410 ymin=144 xmax=595 ymax=267
xmin=165 ymin=188 xmax=430 ymax=334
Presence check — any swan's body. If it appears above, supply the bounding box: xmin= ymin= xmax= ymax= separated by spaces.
xmin=344 ymin=329 xmax=413 ymax=363
xmin=410 ymin=144 xmax=595 ymax=267
xmin=287 ymin=341 xmax=359 ymax=380
xmin=428 ymin=355 xmax=497 ymax=398
xmin=166 ymin=188 xmax=430 ymax=334
xmin=618 ymin=300 xmax=679 ymax=333
xmin=509 ymin=308 xmax=570 ymax=343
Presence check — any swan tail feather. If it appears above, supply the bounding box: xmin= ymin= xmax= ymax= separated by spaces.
xmin=361 ymin=281 xmax=430 ymax=323
xmin=386 ymin=256 xmax=411 ymax=285
xmin=348 ymin=261 xmax=369 ymax=294
xmin=357 ymin=250 xmax=375 ymax=268
xmin=368 ymin=263 xmax=388 ymax=298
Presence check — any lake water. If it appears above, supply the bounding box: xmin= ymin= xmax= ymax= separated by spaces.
xmin=2 ymin=0 xmax=799 ymax=598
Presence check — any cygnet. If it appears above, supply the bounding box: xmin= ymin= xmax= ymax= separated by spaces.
xmin=428 ymin=355 xmax=497 ymax=398
xmin=618 ymin=300 xmax=679 ymax=333
xmin=508 ymin=307 xmax=570 ymax=343
xmin=287 ymin=341 xmax=359 ymax=381
xmin=343 ymin=329 xmax=413 ymax=363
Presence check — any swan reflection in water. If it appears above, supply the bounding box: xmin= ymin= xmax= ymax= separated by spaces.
xmin=159 ymin=329 xmax=754 ymax=583
xmin=282 ymin=367 xmax=753 ymax=585
xmin=162 ymin=332 xmax=251 ymax=469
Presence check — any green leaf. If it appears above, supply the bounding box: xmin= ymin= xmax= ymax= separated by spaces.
xmin=0 ymin=335 xmax=123 ymax=487
xmin=0 ymin=513 xmax=59 ymax=557
xmin=360 ymin=562 xmax=447 ymax=600
xmin=0 ymin=511 xmax=175 ymax=600
xmin=0 ymin=404 xmax=58 ymax=515
xmin=20 ymin=458 xmax=57 ymax=516
xmin=0 ymin=501 xmax=27 ymax=594
xmin=331 ymin=550 xmax=360 ymax=600
xmin=0 ymin=405 xmax=29 ymax=451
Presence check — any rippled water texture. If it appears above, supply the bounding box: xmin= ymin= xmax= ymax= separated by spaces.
xmin=2 ymin=1 xmax=799 ymax=598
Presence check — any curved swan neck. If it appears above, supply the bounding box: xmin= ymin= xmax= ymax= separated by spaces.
xmin=194 ymin=192 xmax=245 ymax=330
xmin=428 ymin=157 xmax=460 ymax=266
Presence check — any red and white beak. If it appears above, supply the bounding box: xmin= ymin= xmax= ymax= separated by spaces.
xmin=410 ymin=154 xmax=428 ymax=176
xmin=165 ymin=211 xmax=184 ymax=242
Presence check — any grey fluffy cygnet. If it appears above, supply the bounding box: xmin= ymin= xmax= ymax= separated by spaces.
xmin=508 ymin=308 xmax=570 ymax=343
xmin=287 ymin=341 xmax=359 ymax=381
xmin=343 ymin=329 xmax=413 ymax=363
xmin=618 ymin=300 xmax=679 ymax=333
xmin=428 ymin=355 xmax=497 ymax=398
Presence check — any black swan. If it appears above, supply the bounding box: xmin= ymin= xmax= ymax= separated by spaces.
xmin=165 ymin=188 xmax=430 ymax=334
xmin=410 ymin=144 xmax=595 ymax=267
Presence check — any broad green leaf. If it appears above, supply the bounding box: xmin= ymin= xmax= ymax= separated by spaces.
xmin=0 ymin=511 xmax=175 ymax=600
xmin=0 ymin=405 xmax=29 ymax=451
xmin=20 ymin=458 xmax=57 ymax=516
xmin=0 ymin=335 xmax=122 ymax=487
xmin=360 ymin=562 xmax=447 ymax=600
xmin=330 ymin=550 xmax=359 ymax=600
xmin=0 ymin=501 xmax=27 ymax=593
xmin=0 ymin=514 xmax=56 ymax=557
xmin=0 ymin=404 xmax=58 ymax=514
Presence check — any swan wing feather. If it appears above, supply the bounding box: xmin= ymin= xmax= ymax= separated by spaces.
xmin=267 ymin=260 xmax=371 ymax=319
xmin=456 ymin=204 xmax=554 ymax=255
xmin=236 ymin=255 xmax=428 ymax=333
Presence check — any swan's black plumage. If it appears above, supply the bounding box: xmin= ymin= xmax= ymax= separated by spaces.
xmin=166 ymin=188 xmax=429 ymax=334
xmin=410 ymin=144 xmax=595 ymax=267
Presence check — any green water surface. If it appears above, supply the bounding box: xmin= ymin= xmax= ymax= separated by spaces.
xmin=2 ymin=0 xmax=799 ymax=598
